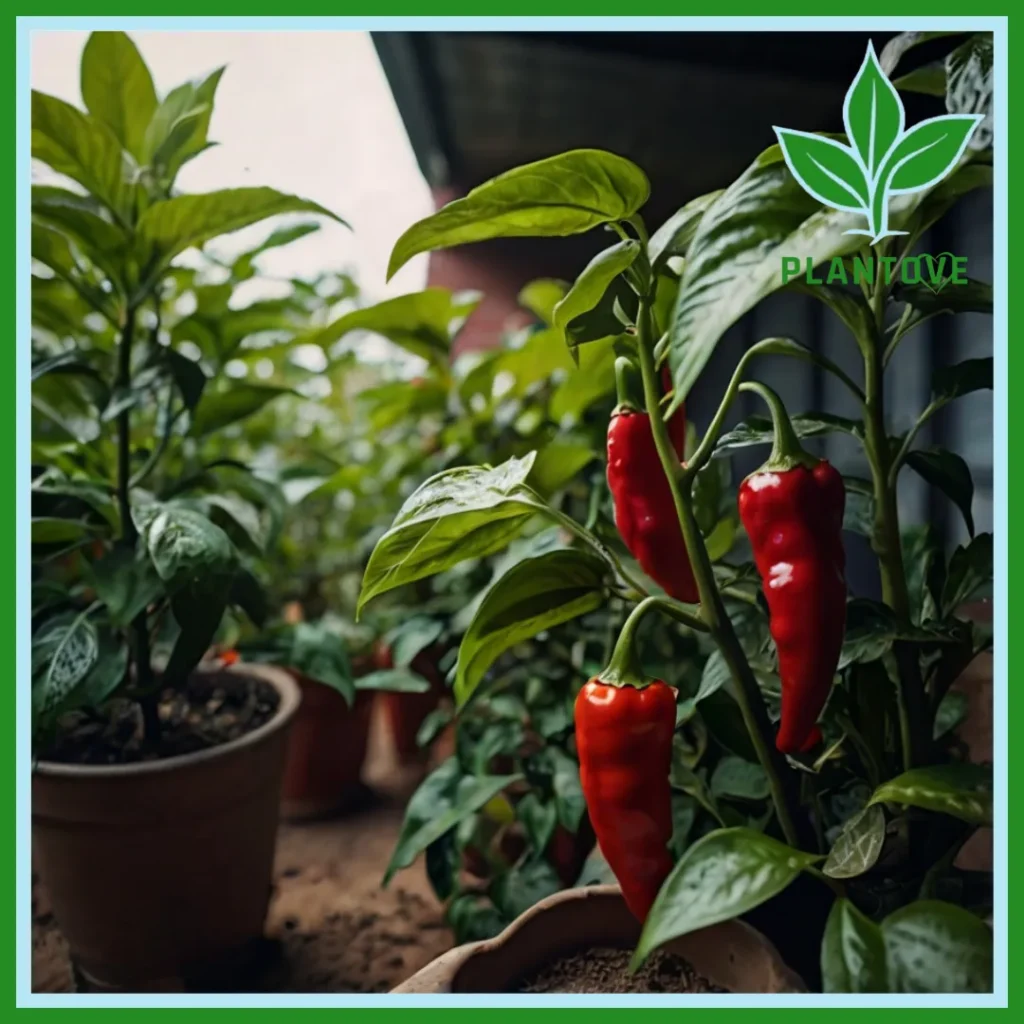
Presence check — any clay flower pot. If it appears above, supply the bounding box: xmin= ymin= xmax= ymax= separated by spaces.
xmin=381 ymin=646 xmax=446 ymax=765
xmin=31 ymin=664 xmax=300 ymax=992
xmin=279 ymin=670 xmax=374 ymax=821
xmin=392 ymin=884 xmax=805 ymax=994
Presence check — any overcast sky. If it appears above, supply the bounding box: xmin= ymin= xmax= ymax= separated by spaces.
xmin=30 ymin=30 xmax=433 ymax=303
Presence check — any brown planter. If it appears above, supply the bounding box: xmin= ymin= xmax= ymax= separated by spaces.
xmin=382 ymin=647 xmax=446 ymax=764
xmin=391 ymin=884 xmax=805 ymax=993
xmin=280 ymin=671 xmax=374 ymax=821
xmin=31 ymin=664 xmax=300 ymax=992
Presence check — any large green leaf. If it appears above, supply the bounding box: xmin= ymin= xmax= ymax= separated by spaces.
xmin=942 ymin=533 xmax=992 ymax=615
xmin=647 ymin=190 xmax=724 ymax=268
xmin=190 ymin=383 xmax=291 ymax=436
xmin=383 ymin=758 xmax=520 ymax=885
xmin=869 ymin=764 xmax=992 ymax=825
xmin=666 ymin=140 xmax=958 ymax=411
xmin=32 ymin=186 xmax=128 ymax=285
xmin=518 ymin=278 xmax=569 ymax=324
xmin=946 ymin=34 xmax=993 ymax=150
xmin=387 ymin=149 xmax=650 ymax=280
xmin=164 ymin=575 xmax=232 ymax=689
xmin=528 ymin=440 xmax=595 ymax=496
xmin=91 ymin=545 xmax=163 ymax=626
xmin=135 ymin=187 xmax=348 ymax=277
xmin=31 ymin=90 xmax=136 ymax=223
xmin=905 ymin=446 xmax=975 ymax=537
xmin=633 ymin=827 xmax=820 ymax=968
xmin=551 ymin=240 xmax=639 ymax=346
xmin=142 ymin=66 xmax=225 ymax=181
xmin=821 ymin=898 xmax=888 ymax=993
xmin=80 ymin=31 xmax=158 ymax=159
xmin=358 ymin=453 xmax=545 ymax=613
xmin=305 ymin=288 xmax=480 ymax=368
xmin=137 ymin=503 xmax=237 ymax=590
xmin=882 ymin=901 xmax=992 ymax=993
xmin=454 ymin=549 xmax=607 ymax=707
xmin=32 ymin=610 xmax=101 ymax=717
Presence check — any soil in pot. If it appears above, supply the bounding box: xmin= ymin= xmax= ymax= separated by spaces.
xmin=38 ymin=672 xmax=280 ymax=764
xmin=514 ymin=947 xmax=728 ymax=994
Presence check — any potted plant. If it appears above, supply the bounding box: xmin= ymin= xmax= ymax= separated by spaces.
xmin=357 ymin=32 xmax=994 ymax=993
xmin=29 ymin=31 xmax=346 ymax=990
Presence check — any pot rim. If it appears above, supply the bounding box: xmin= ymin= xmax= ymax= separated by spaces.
xmin=32 ymin=662 xmax=301 ymax=780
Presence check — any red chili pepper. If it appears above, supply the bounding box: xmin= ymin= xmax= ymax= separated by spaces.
xmin=220 ymin=648 xmax=240 ymax=667
xmin=737 ymin=383 xmax=846 ymax=755
xmin=607 ymin=357 xmax=699 ymax=604
xmin=575 ymin=674 xmax=675 ymax=923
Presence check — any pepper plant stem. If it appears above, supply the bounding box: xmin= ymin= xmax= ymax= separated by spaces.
xmin=634 ymin=298 xmax=806 ymax=849
xmin=862 ymin=258 xmax=926 ymax=770
xmin=117 ymin=308 xmax=157 ymax=740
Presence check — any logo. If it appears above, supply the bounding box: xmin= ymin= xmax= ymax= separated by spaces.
xmin=773 ymin=41 xmax=983 ymax=244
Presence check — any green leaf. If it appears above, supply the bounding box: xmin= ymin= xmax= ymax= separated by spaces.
xmin=946 ymin=34 xmax=993 ymax=150
xmin=164 ymin=575 xmax=231 ymax=689
xmin=354 ymin=669 xmax=431 ymax=693
xmin=821 ymin=898 xmax=888 ymax=993
xmin=91 ymin=545 xmax=163 ymax=626
xmin=868 ymin=764 xmax=992 ymax=825
xmin=843 ymin=477 xmax=875 ymax=538
xmin=138 ymin=503 xmax=237 ymax=590
xmin=163 ymin=347 xmax=208 ymax=411
xmin=905 ymin=447 xmax=975 ymax=536
xmin=517 ymin=792 xmax=558 ymax=853
xmin=710 ymin=756 xmax=770 ymax=802
xmin=358 ymin=453 xmax=544 ymax=613
xmin=80 ymin=31 xmax=157 ymax=159
xmin=31 ymin=517 xmax=101 ymax=544
xmin=229 ymin=567 xmax=267 ymax=627
xmin=383 ymin=759 xmax=520 ymax=885
xmin=550 ymin=343 xmax=617 ymax=424
xmin=31 ymin=90 xmax=136 ymax=223
xmin=191 ymin=383 xmax=291 ymax=436
xmin=901 ymin=524 xmax=944 ymax=626
xmin=388 ymin=616 xmax=444 ymax=668
xmin=552 ymin=240 xmax=640 ymax=346
xmin=135 ymin=188 xmax=348 ymax=277
xmin=454 ymin=548 xmax=607 ymax=706
xmin=670 ymin=758 xmax=725 ymax=825
xmin=549 ymin=746 xmax=586 ymax=833
xmin=667 ymin=140 xmax=953 ymax=410
xmin=142 ymin=67 xmax=225 ymax=181
xmin=518 ymin=278 xmax=569 ymax=325
xmin=528 ymin=441 xmax=595 ymax=496
xmin=882 ymin=900 xmax=992 ymax=993
xmin=893 ymin=63 xmax=948 ymax=97
xmin=305 ymin=288 xmax=479 ymax=369
xmin=934 ymin=690 xmax=970 ymax=740
xmin=33 ymin=610 xmax=101 ymax=717
xmin=387 ymin=149 xmax=650 ymax=280
xmin=880 ymin=116 xmax=984 ymax=194
xmin=845 ymin=44 xmax=904 ymax=179
xmin=942 ymin=533 xmax=993 ymax=615
xmin=931 ymin=356 xmax=993 ymax=406
xmin=676 ymin=649 xmax=731 ymax=724
xmin=823 ymin=804 xmax=886 ymax=879
xmin=647 ymin=190 xmax=723 ymax=268
xmin=633 ymin=827 xmax=820 ymax=968
xmin=490 ymin=858 xmax=562 ymax=921
xmin=32 ymin=186 xmax=128 ymax=284
xmin=775 ymin=131 xmax=868 ymax=210
xmin=714 ymin=411 xmax=862 ymax=456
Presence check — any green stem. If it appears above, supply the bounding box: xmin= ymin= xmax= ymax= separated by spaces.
xmin=116 ymin=308 xmax=156 ymax=737
xmin=599 ymin=596 xmax=659 ymax=687
xmin=738 ymin=382 xmax=818 ymax=472
xmin=634 ymin=298 xmax=806 ymax=849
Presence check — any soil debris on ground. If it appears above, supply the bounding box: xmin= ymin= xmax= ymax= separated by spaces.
xmin=514 ymin=947 xmax=728 ymax=994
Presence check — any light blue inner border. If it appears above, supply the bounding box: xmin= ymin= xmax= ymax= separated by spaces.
xmin=16 ymin=14 xmax=1009 ymax=1009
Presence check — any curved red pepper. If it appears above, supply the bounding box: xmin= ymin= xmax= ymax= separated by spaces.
xmin=607 ymin=358 xmax=699 ymax=604
xmin=575 ymin=677 xmax=675 ymax=922
xmin=737 ymin=384 xmax=846 ymax=754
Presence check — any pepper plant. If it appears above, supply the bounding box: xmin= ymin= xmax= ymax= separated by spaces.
xmin=358 ymin=32 xmax=994 ymax=992
xmin=30 ymin=31 xmax=345 ymax=753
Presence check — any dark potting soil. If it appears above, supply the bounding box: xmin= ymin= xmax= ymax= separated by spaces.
xmin=514 ymin=947 xmax=728 ymax=994
xmin=38 ymin=672 xmax=280 ymax=766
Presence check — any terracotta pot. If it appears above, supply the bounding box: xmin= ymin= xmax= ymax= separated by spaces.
xmin=32 ymin=664 xmax=299 ymax=992
xmin=279 ymin=671 xmax=374 ymax=821
xmin=382 ymin=647 xmax=446 ymax=764
xmin=392 ymin=884 xmax=804 ymax=993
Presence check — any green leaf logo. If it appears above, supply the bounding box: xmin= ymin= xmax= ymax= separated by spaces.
xmin=774 ymin=41 xmax=983 ymax=243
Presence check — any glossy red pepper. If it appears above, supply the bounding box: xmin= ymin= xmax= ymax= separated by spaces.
xmin=737 ymin=383 xmax=846 ymax=755
xmin=575 ymin=676 xmax=675 ymax=922
xmin=607 ymin=358 xmax=699 ymax=604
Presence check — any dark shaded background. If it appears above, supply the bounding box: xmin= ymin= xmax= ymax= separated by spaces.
xmin=373 ymin=31 xmax=993 ymax=596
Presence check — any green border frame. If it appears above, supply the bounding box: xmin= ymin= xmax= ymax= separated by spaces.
xmin=11 ymin=8 xmax=1013 ymax=1013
